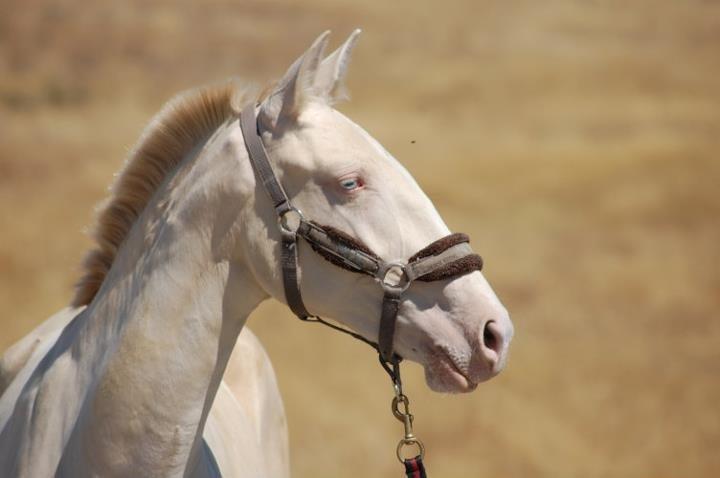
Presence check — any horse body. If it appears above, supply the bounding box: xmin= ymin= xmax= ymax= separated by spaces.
xmin=0 ymin=30 xmax=513 ymax=476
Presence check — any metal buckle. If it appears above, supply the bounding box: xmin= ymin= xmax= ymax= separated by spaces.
xmin=377 ymin=262 xmax=411 ymax=294
xmin=278 ymin=206 xmax=305 ymax=234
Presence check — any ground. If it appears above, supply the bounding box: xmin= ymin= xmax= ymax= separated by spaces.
xmin=1 ymin=1 xmax=718 ymax=476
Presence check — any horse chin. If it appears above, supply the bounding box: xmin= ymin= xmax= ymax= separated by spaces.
xmin=423 ymin=354 xmax=479 ymax=394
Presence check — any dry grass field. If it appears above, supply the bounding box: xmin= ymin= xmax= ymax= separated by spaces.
xmin=1 ymin=0 xmax=719 ymax=476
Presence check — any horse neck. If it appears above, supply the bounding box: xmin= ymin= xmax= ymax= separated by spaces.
xmin=61 ymin=122 xmax=268 ymax=476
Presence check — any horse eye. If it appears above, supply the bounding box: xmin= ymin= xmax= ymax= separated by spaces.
xmin=339 ymin=177 xmax=362 ymax=191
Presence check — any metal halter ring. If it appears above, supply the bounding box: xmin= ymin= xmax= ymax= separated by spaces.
xmin=278 ymin=206 xmax=305 ymax=234
xmin=397 ymin=437 xmax=425 ymax=463
xmin=377 ymin=262 xmax=411 ymax=294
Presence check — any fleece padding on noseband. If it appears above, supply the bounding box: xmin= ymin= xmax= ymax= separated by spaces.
xmin=306 ymin=225 xmax=483 ymax=282
xmin=412 ymin=254 xmax=483 ymax=282
xmin=306 ymin=222 xmax=381 ymax=273
xmin=408 ymin=233 xmax=483 ymax=282
xmin=408 ymin=233 xmax=469 ymax=261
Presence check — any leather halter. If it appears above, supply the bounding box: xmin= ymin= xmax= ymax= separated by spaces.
xmin=239 ymin=104 xmax=483 ymax=364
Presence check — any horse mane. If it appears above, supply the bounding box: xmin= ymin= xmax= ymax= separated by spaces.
xmin=72 ymin=81 xmax=247 ymax=307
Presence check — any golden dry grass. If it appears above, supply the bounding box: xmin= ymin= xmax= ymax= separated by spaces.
xmin=1 ymin=1 xmax=719 ymax=476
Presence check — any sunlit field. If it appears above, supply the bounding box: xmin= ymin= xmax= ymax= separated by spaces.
xmin=1 ymin=1 xmax=718 ymax=476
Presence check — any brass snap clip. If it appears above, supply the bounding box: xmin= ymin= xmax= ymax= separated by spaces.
xmin=391 ymin=389 xmax=425 ymax=463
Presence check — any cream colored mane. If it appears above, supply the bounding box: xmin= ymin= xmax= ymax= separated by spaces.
xmin=72 ymin=81 xmax=245 ymax=306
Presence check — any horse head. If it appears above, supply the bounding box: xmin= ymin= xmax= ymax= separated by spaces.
xmin=241 ymin=31 xmax=513 ymax=393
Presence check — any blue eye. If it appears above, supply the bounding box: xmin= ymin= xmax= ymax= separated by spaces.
xmin=340 ymin=178 xmax=362 ymax=191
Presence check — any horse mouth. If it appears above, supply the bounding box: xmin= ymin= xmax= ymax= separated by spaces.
xmin=425 ymin=349 xmax=478 ymax=393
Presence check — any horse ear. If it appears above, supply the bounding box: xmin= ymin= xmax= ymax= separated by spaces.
xmin=259 ymin=31 xmax=331 ymax=131
xmin=314 ymin=29 xmax=361 ymax=101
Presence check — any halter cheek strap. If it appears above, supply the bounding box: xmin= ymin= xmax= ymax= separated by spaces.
xmin=240 ymin=107 xmax=311 ymax=319
xmin=239 ymin=103 xmax=483 ymax=364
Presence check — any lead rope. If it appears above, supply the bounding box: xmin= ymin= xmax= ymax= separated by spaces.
xmin=300 ymin=317 xmax=431 ymax=476
xmin=293 ymin=314 xmax=431 ymax=475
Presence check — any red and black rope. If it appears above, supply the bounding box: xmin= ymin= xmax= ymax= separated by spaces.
xmin=403 ymin=456 xmax=427 ymax=478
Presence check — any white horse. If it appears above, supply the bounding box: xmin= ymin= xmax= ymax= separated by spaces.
xmin=0 ymin=30 xmax=513 ymax=477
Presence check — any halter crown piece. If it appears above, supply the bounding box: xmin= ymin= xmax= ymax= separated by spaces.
xmin=239 ymin=104 xmax=483 ymax=471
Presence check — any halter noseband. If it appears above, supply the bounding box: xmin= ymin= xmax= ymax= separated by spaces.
xmin=239 ymin=104 xmax=483 ymax=365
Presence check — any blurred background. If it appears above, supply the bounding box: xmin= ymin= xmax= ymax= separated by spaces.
xmin=1 ymin=0 xmax=718 ymax=476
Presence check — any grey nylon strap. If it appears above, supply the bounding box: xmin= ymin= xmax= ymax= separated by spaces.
xmin=280 ymin=230 xmax=311 ymax=318
xmin=240 ymin=104 xmax=292 ymax=214
xmin=378 ymin=291 xmax=402 ymax=362
xmin=240 ymin=104 xmax=310 ymax=318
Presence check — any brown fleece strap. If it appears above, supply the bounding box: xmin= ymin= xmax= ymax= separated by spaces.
xmin=407 ymin=234 xmax=483 ymax=282
xmin=298 ymin=221 xmax=381 ymax=276
xmin=408 ymin=233 xmax=470 ymax=262
xmin=413 ymin=254 xmax=483 ymax=282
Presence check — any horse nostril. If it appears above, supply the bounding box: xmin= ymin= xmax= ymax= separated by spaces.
xmin=482 ymin=320 xmax=501 ymax=354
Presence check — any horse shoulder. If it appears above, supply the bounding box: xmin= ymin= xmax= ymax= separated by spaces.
xmin=0 ymin=307 xmax=82 ymax=398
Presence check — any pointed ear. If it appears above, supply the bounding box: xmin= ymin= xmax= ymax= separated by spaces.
xmin=258 ymin=31 xmax=331 ymax=132
xmin=314 ymin=29 xmax=361 ymax=101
